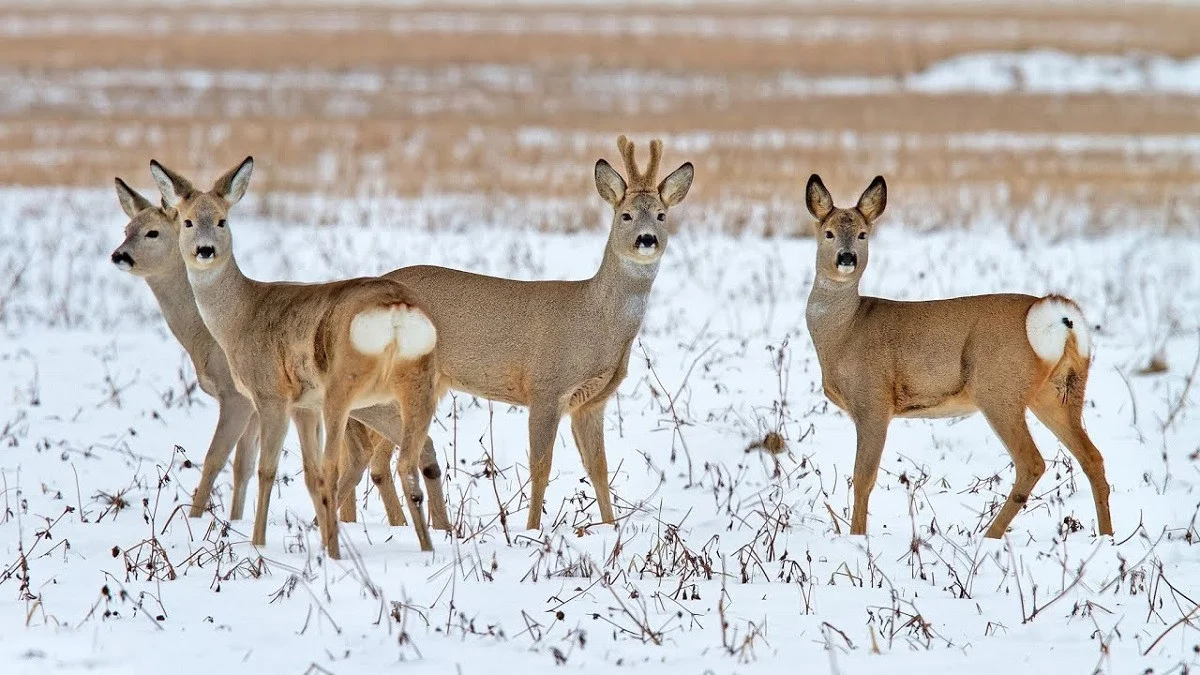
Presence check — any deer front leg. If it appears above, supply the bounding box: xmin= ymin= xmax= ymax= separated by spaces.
xmin=345 ymin=411 xmax=408 ymax=527
xmin=526 ymin=401 xmax=563 ymax=531
xmin=849 ymin=410 xmax=891 ymax=536
xmin=251 ymin=401 xmax=291 ymax=548
xmin=352 ymin=404 xmax=434 ymax=551
xmin=420 ymin=437 xmax=452 ymax=531
xmin=190 ymin=393 xmax=255 ymax=518
xmin=570 ymin=403 xmax=615 ymax=524
xmin=319 ymin=402 xmax=353 ymax=559
xmin=229 ymin=411 xmax=260 ymax=521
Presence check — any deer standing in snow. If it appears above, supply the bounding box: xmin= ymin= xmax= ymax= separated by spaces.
xmin=386 ymin=136 xmax=694 ymax=530
xmin=148 ymin=157 xmax=449 ymax=558
xmin=803 ymin=174 xmax=1112 ymax=538
xmin=109 ymin=180 xmax=395 ymax=526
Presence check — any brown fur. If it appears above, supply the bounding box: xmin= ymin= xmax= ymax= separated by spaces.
xmin=109 ymin=178 xmax=385 ymax=525
xmin=804 ymin=174 xmax=1113 ymax=539
xmin=149 ymin=157 xmax=450 ymax=558
xmin=386 ymin=136 xmax=694 ymax=530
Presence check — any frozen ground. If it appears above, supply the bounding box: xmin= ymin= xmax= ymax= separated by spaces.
xmin=0 ymin=188 xmax=1198 ymax=673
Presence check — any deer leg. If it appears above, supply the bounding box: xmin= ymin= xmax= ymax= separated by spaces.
xmin=354 ymin=401 xmax=435 ymax=552
xmin=251 ymin=401 xmax=291 ymax=548
xmin=336 ymin=421 xmax=370 ymax=524
xmin=189 ymin=393 xmax=254 ymax=518
xmin=978 ymin=403 xmax=1047 ymax=539
xmin=318 ymin=400 xmax=354 ymax=560
xmin=420 ymin=437 xmax=452 ymax=532
xmin=570 ymin=403 xmax=615 ymax=524
xmin=1030 ymin=389 xmax=1113 ymax=536
xmin=849 ymin=411 xmax=890 ymax=536
xmin=526 ymin=401 xmax=563 ymax=531
xmin=346 ymin=412 xmax=408 ymax=527
xmin=229 ymin=411 xmax=260 ymax=521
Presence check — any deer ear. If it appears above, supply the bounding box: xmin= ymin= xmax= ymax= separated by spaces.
xmin=856 ymin=175 xmax=887 ymax=223
xmin=658 ymin=162 xmax=694 ymax=207
xmin=806 ymin=174 xmax=834 ymax=222
xmin=594 ymin=159 xmax=626 ymax=207
xmin=114 ymin=177 xmax=153 ymax=218
xmin=149 ymin=160 xmax=195 ymax=208
xmin=213 ymin=156 xmax=254 ymax=205
xmin=159 ymin=198 xmax=178 ymax=222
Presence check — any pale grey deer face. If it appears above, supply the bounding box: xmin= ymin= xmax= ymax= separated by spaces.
xmin=594 ymin=137 xmax=693 ymax=266
xmin=110 ymin=177 xmax=180 ymax=278
xmin=806 ymin=174 xmax=886 ymax=281
xmin=149 ymin=156 xmax=253 ymax=273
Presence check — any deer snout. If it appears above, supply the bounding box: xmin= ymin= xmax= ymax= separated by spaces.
xmin=195 ymin=245 xmax=216 ymax=261
xmin=111 ymin=250 xmax=134 ymax=271
xmin=634 ymin=233 xmax=659 ymax=254
xmin=835 ymin=250 xmax=858 ymax=273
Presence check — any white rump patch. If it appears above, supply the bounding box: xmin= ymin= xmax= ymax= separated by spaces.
xmin=349 ymin=305 xmax=437 ymax=359
xmin=1025 ymin=297 xmax=1092 ymax=363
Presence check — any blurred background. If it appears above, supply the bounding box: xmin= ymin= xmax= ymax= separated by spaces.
xmin=2 ymin=0 xmax=1198 ymax=235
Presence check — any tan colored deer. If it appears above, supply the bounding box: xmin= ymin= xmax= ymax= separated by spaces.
xmin=109 ymin=179 xmax=393 ymax=526
xmin=386 ymin=136 xmax=693 ymax=530
xmin=147 ymin=157 xmax=450 ymax=558
xmin=803 ymin=174 xmax=1113 ymax=539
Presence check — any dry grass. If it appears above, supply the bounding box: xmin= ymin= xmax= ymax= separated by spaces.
xmin=1 ymin=1 xmax=1198 ymax=231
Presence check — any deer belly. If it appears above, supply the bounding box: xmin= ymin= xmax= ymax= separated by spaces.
xmin=893 ymin=386 xmax=977 ymax=419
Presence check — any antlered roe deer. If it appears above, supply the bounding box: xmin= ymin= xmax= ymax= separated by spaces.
xmin=111 ymin=178 xmax=388 ymax=525
xmin=386 ymin=136 xmax=694 ymax=530
xmin=148 ymin=157 xmax=449 ymax=558
xmin=803 ymin=174 xmax=1112 ymax=539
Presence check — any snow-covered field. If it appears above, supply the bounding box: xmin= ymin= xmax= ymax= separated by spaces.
xmin=1 ymin=187 xmax=1197 ymax=673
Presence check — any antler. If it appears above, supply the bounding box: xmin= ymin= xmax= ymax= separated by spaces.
xmin=615 ymin=135 xmax=664 ymax=191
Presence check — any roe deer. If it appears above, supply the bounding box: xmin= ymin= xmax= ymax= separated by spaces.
xmin=148 ymin=157 xmax=450 ymax=558
xmin=386 ymin=135 xmax=693 ymax=530
xmin=109 ymin=179 xmax=391 ymax=526
xmin=803 ymin=174 xmax=1112 ymax=539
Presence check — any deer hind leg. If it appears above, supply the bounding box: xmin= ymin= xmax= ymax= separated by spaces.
xmin=190 ymin=394 xmax=255 ymax=518
xmin=977 ymin=401 xmax=1047 ymax=539
xmin=336 ymin=421 xmax=372 ymax=524
xmin=849 ymin=410 xmax=891 ymax=536
xmin=420 ymin=437 xmax=452 ymax=532
xmin=229 ymin=411 xmax=260 ymax=521
xmin=251 ymin=401 xmax=292 ymax=548
xmin=317 ymin=397 xmax=357 ymax=560
xmin=570 ymin=403 xmax=615 ymax=524
xmin=526 ymin=400 xmax=564 ymax=531
xmin=343 ymin=413 xmax=408 ymax=528
xmin=353 ymin=399 xmax=437 ymax=551
xmin=1030 ymin=377 xmax=1113 ymax=535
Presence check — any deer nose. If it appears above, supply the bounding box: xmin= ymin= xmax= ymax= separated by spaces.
xmin=195 ymin=246 xmax=216 ymax=260
xmin=835 ymin=251 xmax=858 ymax=269
xmin=635 ymin=234 xmax=658 ymax=249
xmin=111 ymin=251 xmax=134 ymax=268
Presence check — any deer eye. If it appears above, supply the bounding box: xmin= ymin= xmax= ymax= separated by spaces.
xmin=184 ymin=220 xmax=193 ymax=228
xmin=217 ymin=219 xmax=226 ymax=228
xmin=858 ymin=232 xmax=867 ymax=240
xmin=621 ymin=213 xmax=632 ymax=221
xmin=146 ymin=230 xmax=159 ymax=239
xmin=656 ymin=213 xmax=666 ymax=221
xmin=824 ymin=231 xmax=834 ymax=239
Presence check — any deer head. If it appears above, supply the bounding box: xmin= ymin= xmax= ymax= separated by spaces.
xmin=594 ymin=136 xmax=694 ymax=266
xmin=806 ymin=174 xmax=887 ymax=282
xmin=149 ymin=156 xmax=254 ymax=273
xmin=110 ymin=177 xmax=181 ymax=278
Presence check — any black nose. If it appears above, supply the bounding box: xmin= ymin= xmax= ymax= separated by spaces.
xmin=836 ymin=251 xmax=858 ymax=268
xmin=111 ymin=251 xmax=133 ymax=267
xmin=196 ymin=246 xmax=215 ymax=259
xmin=635 ymin=234 xmax=658 ymax=249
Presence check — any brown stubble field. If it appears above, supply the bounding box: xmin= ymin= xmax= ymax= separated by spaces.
xmin=1 ymin=0 xmax=1198 ymax=234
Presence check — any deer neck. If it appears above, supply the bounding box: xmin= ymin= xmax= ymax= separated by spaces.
xmin=184 ymin=253 xmax=254 ymax=348
xmin=586 ymin=238 xmax=659 ymax=339
xmin=806 ymin=271 xmax=863 ymax=355
xmin=143 ymin=255 xmax=215 ymax=358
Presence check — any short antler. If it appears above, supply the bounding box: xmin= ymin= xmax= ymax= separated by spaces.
xmin=615 ymin=135 xmax=663 ymax=191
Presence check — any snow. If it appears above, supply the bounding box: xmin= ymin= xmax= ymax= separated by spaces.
xmin=1 ymin=187 xmax=1198 ymax=673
